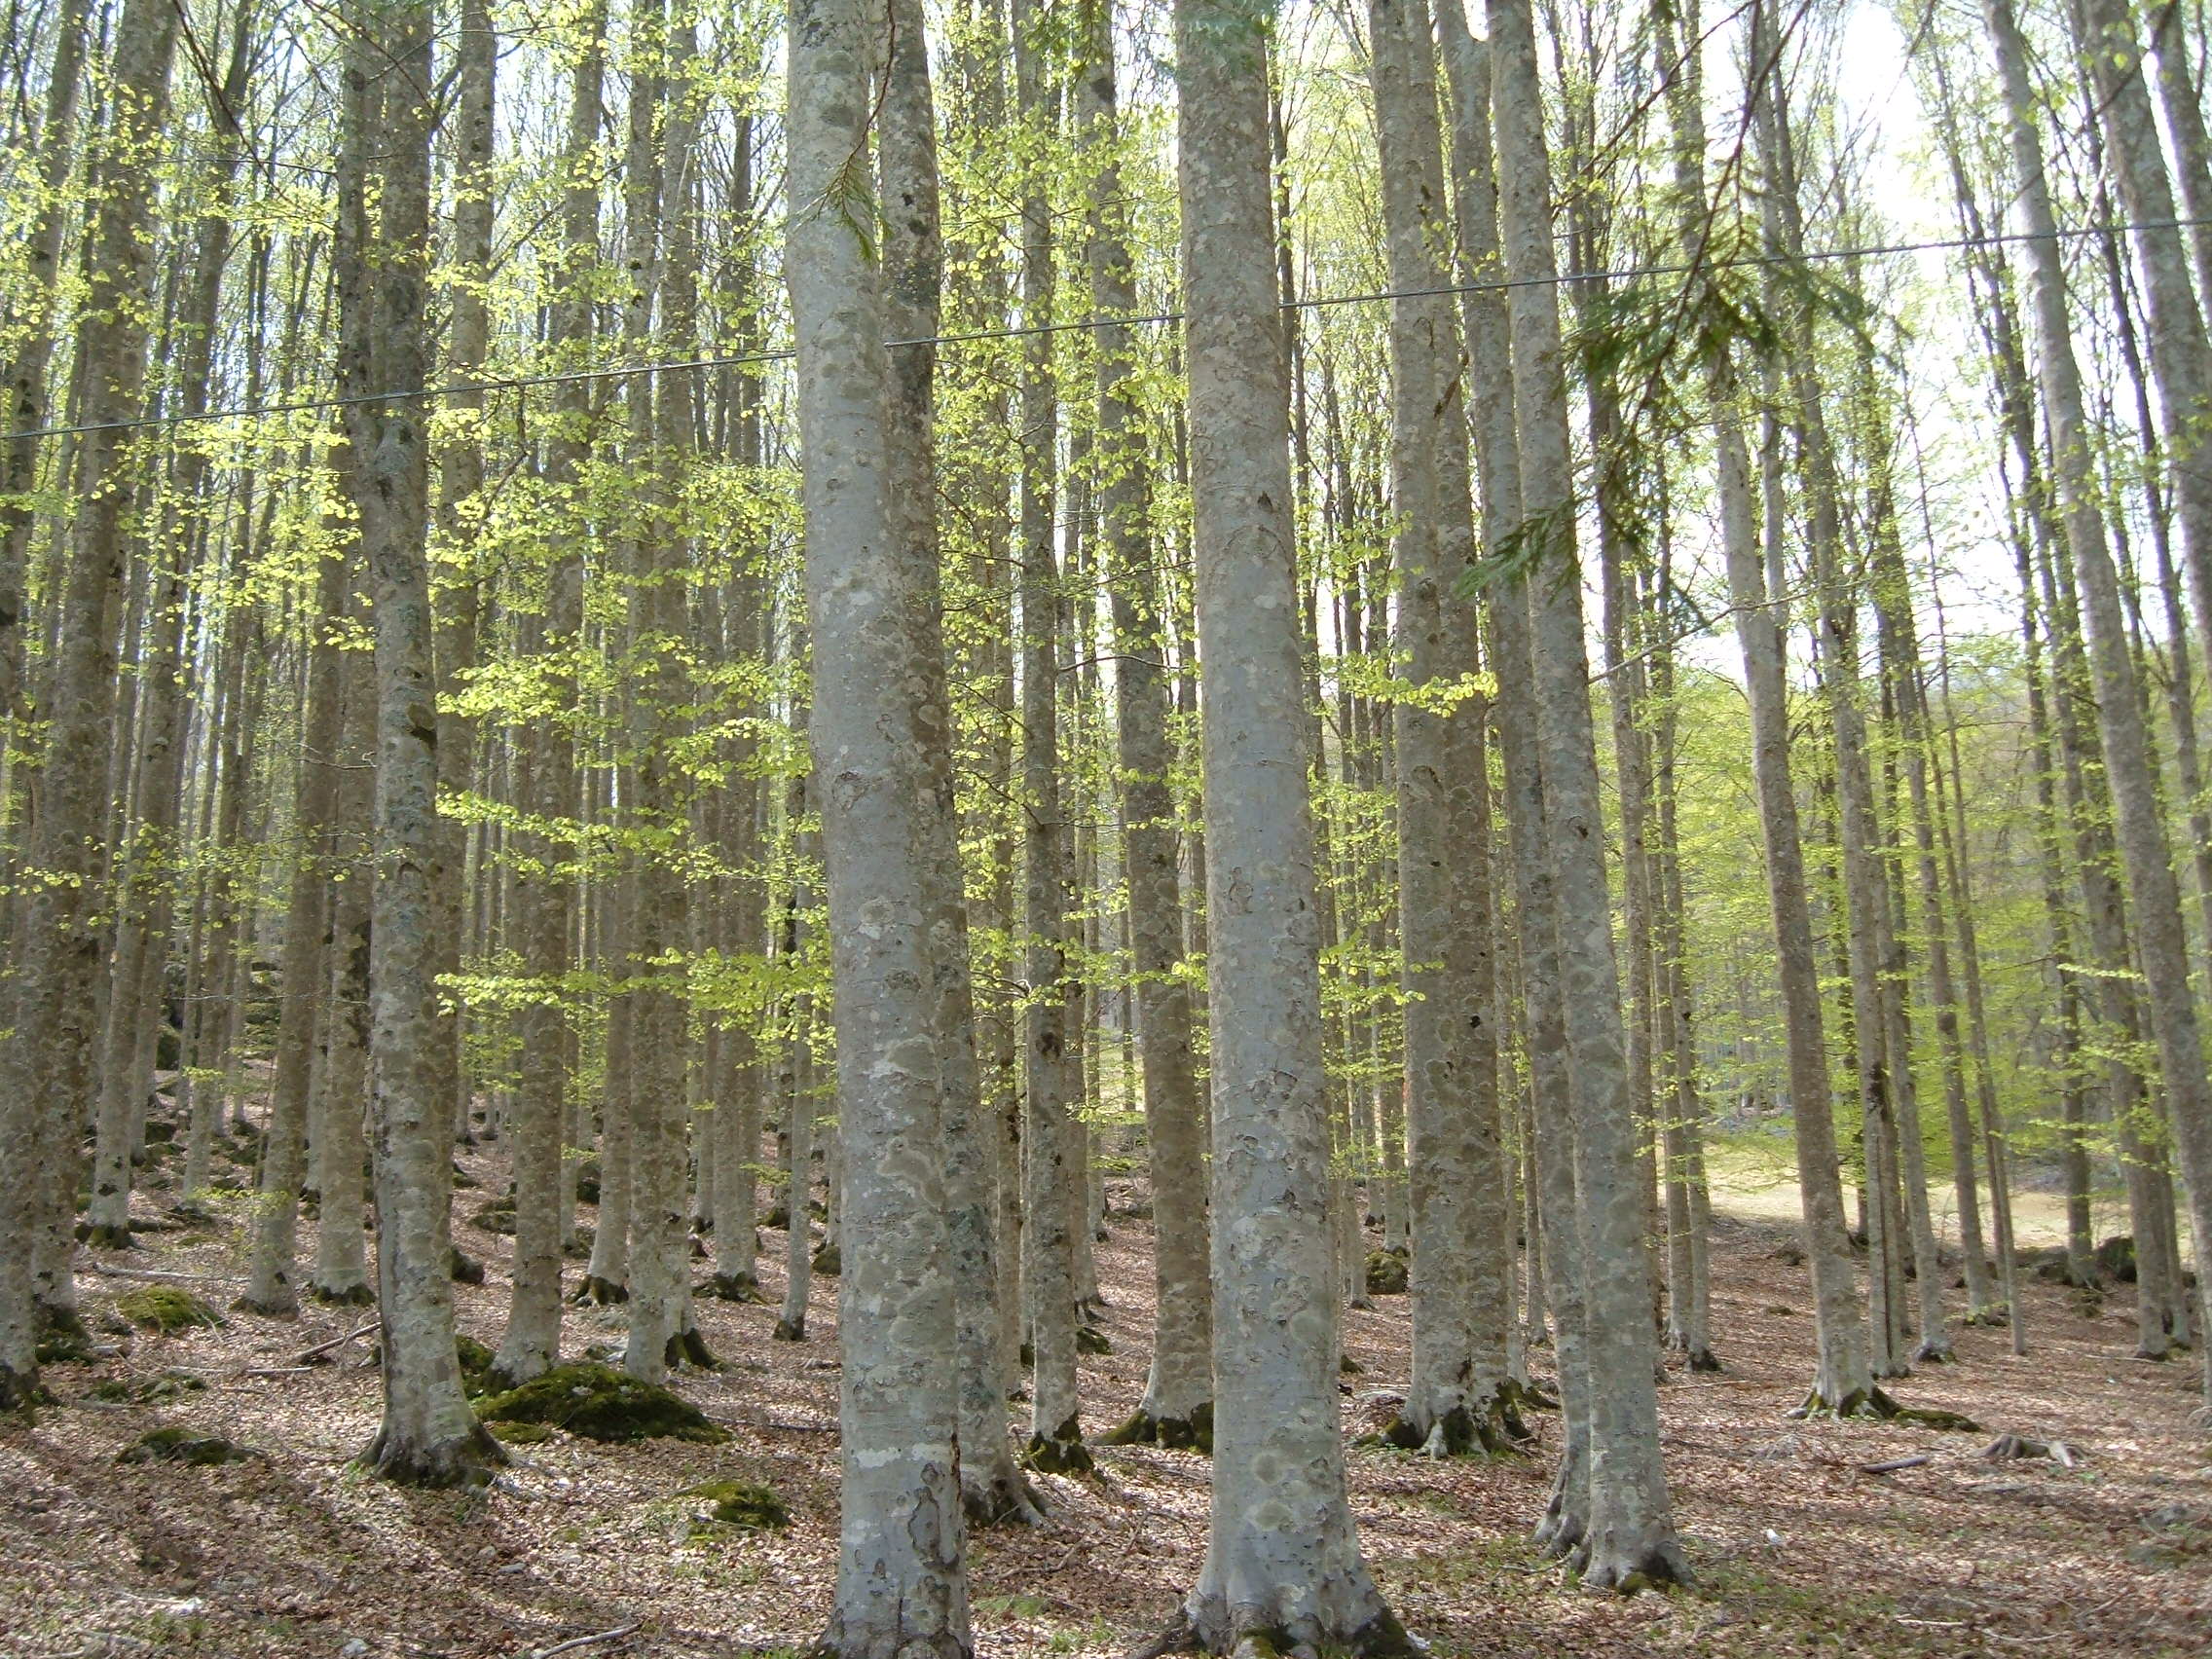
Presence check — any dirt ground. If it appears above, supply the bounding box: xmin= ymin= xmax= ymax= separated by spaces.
xmin=4 ymin=1130 xmax=2208 ymax=1659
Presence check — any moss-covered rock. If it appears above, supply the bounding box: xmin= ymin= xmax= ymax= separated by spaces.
xmin=810 ymin=1240 xmax=841 ymax=1277
xmin=680 ymin=1478 xmax=792 ymax=1530
xmin=473 ymin=1361 xmax=730 ymax=1444
xmin=2096 ymin=1235 xmax=2137 ymax=1284
xmin=85 ymin=1370 xmax=207 ymax=1405
xmin=117 ymin=1426 xmax=253 ymax=1465
xmin=1075 ymin=1323 xmax=1113 ymax=1355
xmin=571 ymin=1160 xmax=602 ymax=1206
xmin=487 ymin=1419 xmax=557 ymax=1445
xmin=115 ymin=1286 xmax=226 ymax=1334
xmin=1364 ymin=1250 xmax=1409 ymax=1297
xmin=468 ymin=1196 xmax=518 ymax=1235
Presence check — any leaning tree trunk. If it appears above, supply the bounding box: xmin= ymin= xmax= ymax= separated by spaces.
xmin=1678 ymin=2 xmax=1872 ymax=1415
xmin=1153 ymin=0 xmax=1408 ymax=1649
xmin=1987 ymin=0 xmax=2212 ymax=1402
xmin=788 ymin=0 xmax=971 ymax=1648
xmin=342 ymin=0 xmax=502 ymax=1487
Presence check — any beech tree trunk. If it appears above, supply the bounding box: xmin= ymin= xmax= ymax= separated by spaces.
xmin=1157 ymin=0 xmax=1407 ymax=1646
xmin=0 ymin=0 xmax=178 ymax=1405
xmin=342 ymin=0 xmax=502 ymax=1487
xmin=1492 ymin=0 xmax=1684 ymax=1588
xmin=789 ymin=0 xmax=971 ymax=1644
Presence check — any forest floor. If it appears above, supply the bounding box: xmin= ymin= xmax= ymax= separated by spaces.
xmin=3 ymin=1120 xmax=2209 ymax=1659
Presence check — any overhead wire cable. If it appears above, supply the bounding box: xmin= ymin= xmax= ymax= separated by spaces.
xmin=6 ymin=212 xmax=2205 ymax=444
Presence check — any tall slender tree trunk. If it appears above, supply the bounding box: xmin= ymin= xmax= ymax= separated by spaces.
xmin=431 ymin=0 xmax=495 ymax=1151
xmin=1012 ymin=0 xmax=1088 ymax=1478
xmin=240 ymin=517 xmax=350 ymax=1314
xmin=880 ymin=0 xmax=1040 ymax=1522
xmin=1492 ymin=0 xmax=1683 ymax=1587
xmin=789 ymin=0 xmax=970 ymax=1641
xmin=492 ymin=0 xmax=604 ymax=1385
xmin=343 ymin=0 xmax=503 ymax=1486
xmin=1987 ymin=0 xmax=2212 ymax=1400
xmin=1676 ymin=93 xmax=1871 ymax=1413
xmin=1152 ymin=0 xmax=1407 ymax=1647
xmin=0 ymin=0 xmax=179 ymax=1404
xmin=1365 ymin=0 xmax=1505 ymax=1457
xmin=1072 ymin=0 xmax=1213 ymax=1458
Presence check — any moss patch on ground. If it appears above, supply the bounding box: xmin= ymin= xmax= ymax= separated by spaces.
xmin=114 ymin=1287 xmax=226 ymax=1334
xmin=473 ymin=1362 xmax=730 ymax=1445
xmin=680 ymin=1478 xmax=791 ymax=1530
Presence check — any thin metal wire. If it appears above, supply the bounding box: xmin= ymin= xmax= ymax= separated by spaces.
xmin=8 ymin=212 xmax=2203 ymax=445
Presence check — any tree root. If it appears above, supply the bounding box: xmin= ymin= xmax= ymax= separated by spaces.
xmin=963 ymin=1467 xmax=1049 ymax=1527
xmin=772 ymin=1314 xmax=805 ymax=1342
xmin=1914 ymin=1337 xmax=1956 ymax=1365
xmin=1788 ymin=1384 xmax=1977 ymax=1431
xmin=664 ymin=1325 xmax=719 ymax=1370
xmin=309 ymin=1281 xmax=376 ymax=1308
xmin=572 ymin=1275 xmax=628 ymax=1307
xmin=1021 ymin=1414 xmax=1094 ymax=1475
xmin=1570 ymin=1533 xmax=1691 ymax=1595
xmin=704 ymin=1272 xmax=763 ymax=1303
xmin=1367 ymin=1401 xmax=1524 ymax=1458
xmin=82 ymin=1223 xmax=135 ymax=1252
xmin=1102 ymin=1403 xmax=1213 ymax=1454
xmin=1133 ymin=1604 xmax=1420 ymax=1659
xmin=359 ymin=1419 xmax=506 ymax=1488
xmin=0 ymin=1361 xmax=51 ymax=1416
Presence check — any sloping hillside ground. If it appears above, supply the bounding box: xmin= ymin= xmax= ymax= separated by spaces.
xmin=3 ymin=1118 xmax=2207 ymax=1659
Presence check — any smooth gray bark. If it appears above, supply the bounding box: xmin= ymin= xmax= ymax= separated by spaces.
xmin=1491 ymin=0 xmax=1684 ymax=1588
xmin=1083 ymin=0 xmax=1212 ymax=1454
xmin=789 ymin=0 xmax=971 ymax=1644
xmin=879 ymin=0 xmax=1039 ymax=1521
xmin=342 ymin=0 xmax=502 ymax=1486
xmin=240 ymin=522 xmax=350 ymax=1314
xmin=0 ymin=0 xmax=178 ymax=1404
xmin=1366 ymin=0 xmax=1506 ymax=1457
xmin=1155 ymin=0 xmax=1407 ymax=1647
xmin=1988 ymin=0 xmax=2212 ymax=1401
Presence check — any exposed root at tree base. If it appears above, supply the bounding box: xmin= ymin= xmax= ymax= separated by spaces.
xmin=705 ymin=1272 xmax=763 ymax=1303
xmin=1022 ymin=1415 xmax=1094 ymax=1474
xmin=1569 ymin=1535 xmax=1691 ymax=1595
xmin=82 ymin=1223 xmax=135 ymax=1251
xmin=665 ymin=1325 xmax=719 ymax=1369
xmin=772 ymin=1315 xmax=805 ymax=1342
xmin=1102 ymin=1402 xmax=1213 ymax=1453
xmin=0 ymin=1361 xmax=51 ymax=1417
xmin=1133 ymin=1604 xmax=1421 ymax=1659
xmin=1788 ymin=1383 xmax=1979 ymax=1431
xmin=308 ymin=1282 xmax=375 ymax=1308
xmin=962 ymin=1467 xmax=1048 ymax=1527
xmin=358 ymin=1420 xmax=506 ymax=1488
xmin=572 ymin=1276 xmax=629 ymax=1306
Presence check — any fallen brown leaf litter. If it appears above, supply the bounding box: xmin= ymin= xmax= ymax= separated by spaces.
xmin=4 ymin=1137 xmax=2208 ymax=1659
